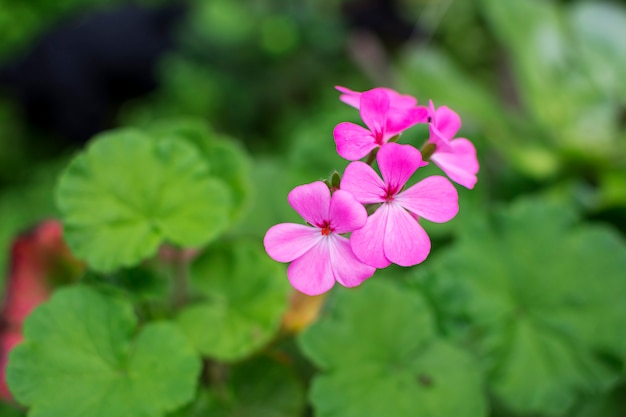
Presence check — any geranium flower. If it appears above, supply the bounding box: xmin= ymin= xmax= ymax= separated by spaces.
xmin=427 ymin=101 xmax=479 ymax=189
xmin=333 ymin=87 xmax=428 ymax=161
xmin=341 ymin=143 xmax=458 ymax=268
xmin=264 ymin=181 xmax=375 ymax=296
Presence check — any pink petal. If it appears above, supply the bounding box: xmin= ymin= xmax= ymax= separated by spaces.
xmin=264 ymin=223 xmax=322 ymax=263
xmin=395 ymin=176 xmax=459 ymax=223
xmin=428 ymin=123 xmax=454 ymax=154
xmin=359 ymin=89 xmax=389 ymax=138
xmin=328 ymin=190 xmax=368 ymax=234
xmin=433 ymin=106 xmax=461 ymax=140
xmin=431 ymin=138 xmax=479 ymax=189
xmin=341 ymin=161 xmax=386 ymax=204
xmin=377 ymin=143 xmax=423 ymax=194
xmin=350 ymin=204 xmax=392 ymax=269
xmin=333 ymin=122 xmax=378 ymax=161
xmin=383 ymin=88 xmax=418 ymax=108
xmin=336 ymin=85 xmax=360 ymax=109
xmin=288 ymin=181 xmax=330 ymax=227
xmin=385 ymin=106 xmax=429 ymax=138
xmin=287 ymin=239 xmax=335 ymax=295
xmin=328 ymin=235 xmax=376 ymax=287
xmin=383 ymin=203 xmax=431 ymax=266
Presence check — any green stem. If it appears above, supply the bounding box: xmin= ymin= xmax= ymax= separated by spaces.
xmin=364 ymin=148 xmax=379 ymax=166
xmin=420 ymin=143 xmax=437 ymax=161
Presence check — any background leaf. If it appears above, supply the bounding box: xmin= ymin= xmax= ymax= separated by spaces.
xmin=56 ymin=129 xmax=232 ymax=272
xmin=419 ymin=196 xmax=626 ymax=415
xmin=299 ymin=280 xmax=487 ymax=417
xmin=177 ymin=240 xmax=290 ymax=362
xmin=7 ymin=286 xmax=201 ymax=417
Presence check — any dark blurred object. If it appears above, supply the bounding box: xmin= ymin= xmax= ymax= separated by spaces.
xmin=0 ymin=3 xmax=187 ymax=146
xmin=341 ymin=0 xmax=420 ymax=50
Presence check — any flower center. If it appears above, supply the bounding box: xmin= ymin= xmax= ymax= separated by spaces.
xmin=320 ymin=221 xmax=333 ymax=236
xmin=383 ymin=184 xmax=401 ymax=202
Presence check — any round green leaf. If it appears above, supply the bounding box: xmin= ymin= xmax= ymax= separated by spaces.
xmin=299 ymin=280 xmax=487 ymax=417
xmin=421 ymin=196 xmax=626 ymax=415
xmin=147 ymin=120 xmax=252 ymax=222
xmin=177 ymin=240 xmax=290 ymax=362
xmin=56 ymin=129 xmax=232 ymax=272
xmin=7 ymin=286 xmax=201 ymax=417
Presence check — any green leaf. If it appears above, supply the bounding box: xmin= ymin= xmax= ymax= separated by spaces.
xmin=147 ymin=119 xmax=252 ymax=223
xmin=481 ymin=0 xmax=622 ymax=160
xmin=56 ymin=129 xmax=232 ymax=272
xmin=299 ymin=281 xmax=487 ymax=417
xmin=569 ymin=2 xmax=626 ymax=102
xmin=177 ymin=240 xmax=290 ymax=362
xmin=7 ymin=286 xmax=201 ymax=417
xmin=421 ymin=196 xmax=626 ymax=415
xmin=173 ymin=356 xmax=305 ymax=417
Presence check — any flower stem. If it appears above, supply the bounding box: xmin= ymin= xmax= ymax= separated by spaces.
xmin=364 ymin=148 xmax=379 ymax=166
xmin=420 ymin=143 xmax=436 ymax=161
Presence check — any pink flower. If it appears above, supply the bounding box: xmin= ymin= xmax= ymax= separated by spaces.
xmin=341 ymin=143 xmax=459 ymax=268
xmin=427 ymin=101 xmax=479 ymax=189
xmin=264 ymin=181 xmax=375 ymax=296
xmin=333 ymin=87 xmax=428 ymax=161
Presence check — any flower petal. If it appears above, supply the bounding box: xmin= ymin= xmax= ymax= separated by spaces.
xmin=383 ymin=204 xmax=431 ymax=266
xmin=377 ymin=143 xmax=422 ymax=194
xmin=328 ymin=235 xmax=376 ymax=288
xmin=288 ymin=181 xmax=330 ymax=227
xmin=329 ymin=190 xmax=368 ymax=234
xmin=433 ymin=105 xmax=461 ymax=139
xmin=359 ymin=89 xmax=389 ymax=137
xmin=395 ymin=176 xmax=459 ymax=223
xmin=384 ymin=88 xmax=418 ymax=108
xmin=335 ymin=85 xmax=360 ymax=109
xmin=431 ymin=138 xmax=479 ymax=189
xmin=385 ymin=106 xmax=429 ymax=138
xmin=264 ymin=223 xmax=322 ymax=262
xmin=333 ymin=122 xmax=378 ymax=161
xmin=287 ymin=239 xmax=335 ymax=296
xmin=350 ymin=204 xmax=392 ymax=269
xmin=427 ymin=123 xmax=454 ymax=154
xmin=341 ymin=161 xmax=386 ymax=204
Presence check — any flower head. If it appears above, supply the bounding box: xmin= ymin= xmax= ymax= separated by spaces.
xmin=427 ymin=101 xmax=479 ymax=189
xmin=341 ymin=143 xmax=459 ymax=268
xmin=264 ymin=181 xmax=375 ymax=295
xmin=333 ymin=87 xmax=428 ymax=161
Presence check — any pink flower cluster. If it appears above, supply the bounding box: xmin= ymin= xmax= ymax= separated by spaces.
xmin=264 ymin=86 xmax=479 ymax=295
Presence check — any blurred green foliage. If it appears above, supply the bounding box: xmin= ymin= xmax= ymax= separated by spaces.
xmin=1 ymin=0 xmax=625 ymax=416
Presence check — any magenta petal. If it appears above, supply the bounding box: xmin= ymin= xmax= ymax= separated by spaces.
xmin=385 ymin=106 xmax=429 ymax=138
xmin=336 ymin=86 xmax=361 ymax=109
xmin=288 ymin=181 xmax=330 ymax=227
xmin=264 ymin=223 xmax=322 ymax=262
xmin=287 ymin=240 xmax=335 ymax=296
xmin=431 ymin=138 xmax=479 ymax=189
xmin=395 ymin=176 xmax=459 ymax=223
xmin=433 ymin=106 xmax=461 ymax=139
xmin=333 ymin=122 xmax=378 ymax=161
xmin=328 ymin=190 xmax=368 ymax=234
xmin=377 ymin=143 xmax=422 ymax=193
xmin=350 ymin=204 xmax=392 ymax=269
xmin=359 ymin=89 xmax=389 ymax=137
xmin=428 ymin=124 xmax=454 ymax=153
xmin=383 ymin=204 xmax=431 ymax=267
xmin=341 ymin=161 xmax=386 ymax=204
xmin=383 ymin=88 xmax=418 ymax=108
xmin=328 ymin=235 xmax=375 ymax=288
